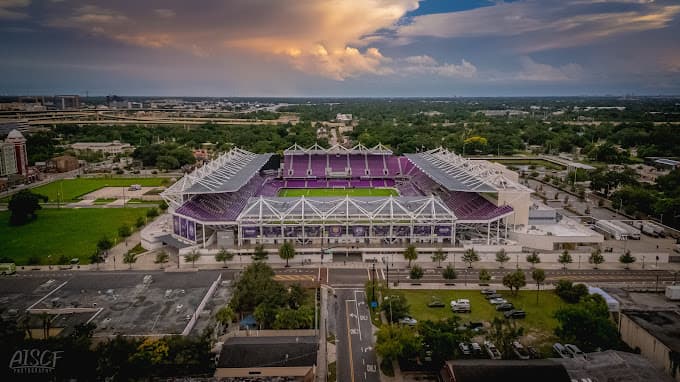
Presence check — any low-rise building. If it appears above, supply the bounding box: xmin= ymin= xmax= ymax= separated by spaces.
xmin=215 ymin=335 xmax=317 ymax=381
xmin=49 ymin=155 xmax=80 ymax=172
xmin=619 ymin=310 xmax=680 ymax=381
xmin=71 ymin=140 xmax=133 ymax=155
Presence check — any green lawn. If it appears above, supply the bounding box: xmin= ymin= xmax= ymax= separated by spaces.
xmin=278 ymin=188 xmax=399 ymax=197
xmin=0 ymin=208 xmax=150 ymax=265
xmin=399 ymin=289 xmax=566 ymax=345
xmin=27 ymin=177 xmax=168 ymax=202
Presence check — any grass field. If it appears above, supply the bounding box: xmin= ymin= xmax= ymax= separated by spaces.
xmin=398 ymin=289 xmax=565 ymax=348
xmin=28 ymin=177 xmax=168 ymax=202
xmin=278 ymin=188 xmax=399 ymax=197
xmin=0 ymin=208 xmax=150 ymax=265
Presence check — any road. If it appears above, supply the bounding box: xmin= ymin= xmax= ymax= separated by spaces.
xmin=334 ymin=289 xmax=379 ymax=382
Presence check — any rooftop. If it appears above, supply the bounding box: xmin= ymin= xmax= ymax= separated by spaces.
xmin=556 ymin=350 xmax=674 ymax=382
xmin=623 ymin=310 xmax=680 ymax=353
xmin=217 ymin=336 xmax=318 ymax=368
xmin=442 ymin=359 xmax=570 ymax=382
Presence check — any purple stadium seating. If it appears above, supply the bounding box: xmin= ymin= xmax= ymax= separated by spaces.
xmin=441 ymin=190 xmax=514 ymax=220
xmin=328 ymin=155 xmax=348 ymax=173
xmin=349 ymin=155 xmax=367 ymax=176
xmin=310 ymin=155 xmax=326 ymax=176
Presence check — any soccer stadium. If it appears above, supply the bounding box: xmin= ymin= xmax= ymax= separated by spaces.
xmin=158 ymin=144 xmax=534 ymax=252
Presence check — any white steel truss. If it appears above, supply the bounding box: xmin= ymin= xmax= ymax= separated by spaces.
xmin=283 ymin=143 xmax=393 ymax=155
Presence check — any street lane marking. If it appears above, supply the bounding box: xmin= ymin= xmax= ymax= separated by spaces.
xmin=345 ymin=300 xmax=355 ymax=382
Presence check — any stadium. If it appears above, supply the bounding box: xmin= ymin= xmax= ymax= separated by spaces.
xmin=157 ymin=144 xmax=535 ymax=254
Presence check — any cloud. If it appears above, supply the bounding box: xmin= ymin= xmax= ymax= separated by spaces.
xmin=396 ymin=0 xmax=680 ymax=52
xmin=516 ymin=56 xmax=583 ymax=81
xmin=0 ymin=0 xmax=30 ymax=19
xmin=46 ymin=0 xmax=419 ymax=79
xmin=154 ymin=9 xmax=175 ymax=19
xmin=401 ymin=55 xmax=477 ymax=78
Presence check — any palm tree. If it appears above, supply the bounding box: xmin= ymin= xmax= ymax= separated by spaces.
xmin=431 ymin=248 xmax=447 ymax=268
xmin=403 ymin=244 xmax=418 ymax=268
xmin=123 ymin=252 xmax=136 ymax=269
xmin=184 ymin=250 xmax=200 ymax=268
xmin=526 ymin=251 xmax=541 ymax=269
xmin=558 ymin=250 xmax=572 ymax=271
xmin=154 ymin=251 xmax=169 ymax=269
xmin=462 ymin=248 xmax=479 ymax=269
xmin=215 ymin=249 xmax=234 ymax=268
xmin=589 ymin=248 xmax=604 ymax=269
xmin=495 ymin=249 xmax=510 ymax=269
xmin=279 ymin=241 xmax=296 ymax=267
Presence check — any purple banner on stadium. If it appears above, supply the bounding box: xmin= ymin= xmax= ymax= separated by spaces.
xmin=188 ymin=221 xmax=196 ymax=241
xmin=352 ymin=226 xmax=368 ymax=237
xmin=173 ymin=215 xmax=180 ymax=235
xmin=327 ymin=226 xmax=344 ymax=237
xmin=435 ymin=226 xmax=451 ymax=236
xmin=180 ymin=218 xmax=188 ymax=238
xmin=242 ymin=227 xmax=258 ymax=238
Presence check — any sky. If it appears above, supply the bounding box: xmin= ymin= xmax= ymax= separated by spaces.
xmin=1 ymin=0 xmax=679 ymax=97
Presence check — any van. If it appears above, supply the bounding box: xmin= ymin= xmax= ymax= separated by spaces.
xmin=0 ymin=263 xmax=16 ymax=275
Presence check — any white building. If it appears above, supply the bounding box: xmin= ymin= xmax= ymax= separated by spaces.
xmin=71 ymin=140 xmax=133 ymax=155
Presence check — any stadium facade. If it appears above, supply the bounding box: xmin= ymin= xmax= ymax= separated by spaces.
xmin=160 ymin=144 xmax=532 ymax=251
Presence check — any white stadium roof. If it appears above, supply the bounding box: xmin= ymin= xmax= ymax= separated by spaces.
xmin=284 ymin=143 xmax=393 ymax=155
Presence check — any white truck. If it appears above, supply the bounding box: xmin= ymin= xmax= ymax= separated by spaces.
xmin=666 ymin=286 xmax=680 ymax=301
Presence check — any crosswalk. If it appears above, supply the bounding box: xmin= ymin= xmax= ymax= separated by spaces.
xmin=273 ymin=274 xmax=316 ymax=282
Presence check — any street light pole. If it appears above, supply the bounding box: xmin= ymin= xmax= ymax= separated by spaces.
xmin=372 ymin=263 xmax=376 ymax=305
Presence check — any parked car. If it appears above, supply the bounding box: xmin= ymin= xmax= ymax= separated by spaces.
xmin=470 ymin=342 xmax=482 ymax=354
xmin=553 ymin=343 xmax=571 ymax=358
xmin=504 ymin=309 xmax=526 ymax=319
xmin=512 ymin=341 xmax=530 ymax=360
xmin=485 ymin=293 xmax=502 ymax=300
xmin=495 ymin=303 xmax=515 ymax=311
xmin=489 ymin=298 xmax=508 ymax=305
xmin=428 ymin=297 xmax=446 ymax=308
xmin=398 ymin=316 xmax=418 ymax=326
xmin=481 ymin=289 xmax=496 ymax=295
xmin=451 ymin=299 xmax=471 ymax=313
xmin=459 ymin=342 xmax=472 ymax=355
xmin=564 ymin=344 xmax=585 ymax=358
xmin=484 ymin=341 xmax=502 ymax=360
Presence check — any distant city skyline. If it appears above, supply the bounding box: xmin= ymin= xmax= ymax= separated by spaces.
xmin=1 ymin=0 xmax=680 ymax=96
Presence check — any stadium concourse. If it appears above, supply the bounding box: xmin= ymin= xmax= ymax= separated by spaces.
xmin=146 ymin=143 xmax=539 ymax=260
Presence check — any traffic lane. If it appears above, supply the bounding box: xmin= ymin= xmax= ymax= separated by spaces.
xmin=335 ymin=289 xmax=353 ymax=382
xmin=351 ymin=290 xmax=379 ymax=382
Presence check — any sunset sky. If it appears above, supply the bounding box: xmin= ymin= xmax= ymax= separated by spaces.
xmin=2 ymin=0 xmax=679 ymax=96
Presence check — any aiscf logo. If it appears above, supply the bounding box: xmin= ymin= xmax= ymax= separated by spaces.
xmin=8 ymin=349 xmax=63 ymax=374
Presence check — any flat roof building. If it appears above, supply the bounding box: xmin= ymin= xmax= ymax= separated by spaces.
xmin=620 ymin=310 xmax=680 ymax=381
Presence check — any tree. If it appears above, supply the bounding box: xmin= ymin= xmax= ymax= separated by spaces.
xmin=135 ymin=216 xmax=146 ymax=228
xmin=97 ymin=237 xmax=113 ymax=257
xmin=555 ymin=279 xmax=589 ymax=303
xmin=278 ymin=241 xmax=296 ymax=267
xmin=376 ymin=325 xmax=421 ymax=366
xmin=442 ymin=264 xmax=457 ymax=281
xmin=526 ymin=251 xmax=541 ymax=269
xmin=531 ymin=268 xmax=546 ymax=304
xmin=89 ymin=251 xmax=104 ymax=270
xmin=215 ymin=249 xmax=234 ymax=268
xmin=478 ymin=268 xmax=491 ymax=283
xmin=558 ymin=250 xmax=573 ymax=270
xmin=215 ymin=306 xmax=235 ymax=327
xmin=619 ymin=250 xmax=636 ymax=269
xmin=253 ymin=244 xmax=268 ymax=261
xmin=554 ymin=294 xmax=621 ymax=352
xmin=487 ymin=317 xmax=524 ymax=358
xmin=495 ymin=249 xmax=510 ymax=269
xmin=502 ymin=270 xmax=526 ymax=295
xmin=123 ymin=252 xmax=137 ymax=269
xmin=154 ymin=251 xmax=169 ymax=268
xmin=418 ymin=317 xmax=468 ymax=365
xmin=409 ymin=264 xmax=424 ymax=280
xmin=589 ymin=248 xmax=605 ymax=269
xmin=146 ymin=208 xmax=159 ymax=218
xmin=273 ymin=305 xmax=314 ymax=329
xmin=381 ymin=294 xmax=410 ymax=323
xmin=462 ymin=248 xmax=480 ymax=269
xmin=403 ymin=244 xmax=418 ymax=268
xmin=431 ymin=248 xmax=447 ymax=268
xmin=230 ymin=262 xmax=287 ymax=317
xmin=184 ymin=250 xmax=200 ymax=268
xmin=8 ymin=190 xmax=47 ymax=226
xmin=118 ymin=225 xmax=132 ymax=243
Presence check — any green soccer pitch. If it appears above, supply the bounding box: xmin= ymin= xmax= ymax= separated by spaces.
xmin=278 ymin=188 xmax=399 ymax=197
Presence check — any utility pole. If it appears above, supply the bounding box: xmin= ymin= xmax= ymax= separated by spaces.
xmin=372 ymin=263 xmax=376 ymax=305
